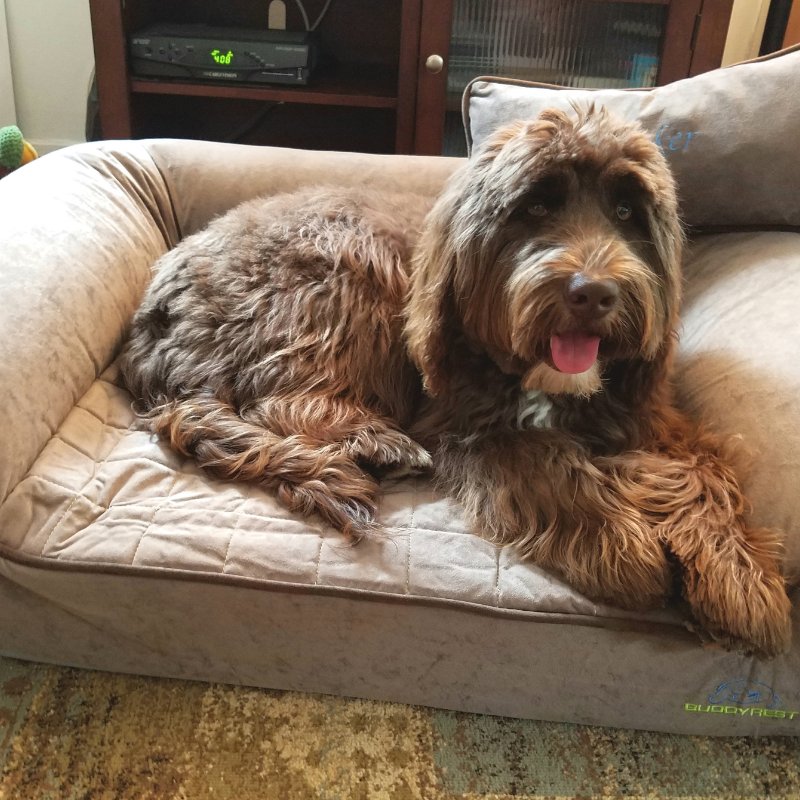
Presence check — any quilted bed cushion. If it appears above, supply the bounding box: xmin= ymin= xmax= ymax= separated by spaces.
xmin=464 ymin=45 xmax=800 ymax=230
xmin=0 ymin=361 xmax=680 ymax=625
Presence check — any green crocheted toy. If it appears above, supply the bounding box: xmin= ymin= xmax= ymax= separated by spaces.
xmin=0 ymin=125 xmax=38 ymax=170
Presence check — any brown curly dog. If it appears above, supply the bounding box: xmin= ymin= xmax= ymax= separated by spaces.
xmin=120 ymin=108 xmax=792 ymax=657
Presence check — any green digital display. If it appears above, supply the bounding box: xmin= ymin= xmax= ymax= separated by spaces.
xmin=211 ymin=49 xmax=234 ymax=65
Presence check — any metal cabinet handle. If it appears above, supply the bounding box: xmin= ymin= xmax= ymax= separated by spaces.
xmin=425 ymin=54 xmax=444 ymax=74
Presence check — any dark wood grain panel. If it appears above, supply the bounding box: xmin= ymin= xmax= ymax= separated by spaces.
xmin=658 ymin=0 xmax=703 ymax=83
xmin=89 ymin=0 xmax=132 ymax=138
xmin=395 ymin=0 xmax=423 ymax=153
xmin=785 ymin=0 xmax=800 ymax=47
xmin=690 ymin=0 xmax=735 ymax=75
xmin=413 ymin=0 xmax=454 ymax=155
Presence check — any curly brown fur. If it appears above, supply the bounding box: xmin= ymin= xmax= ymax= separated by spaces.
xmin=120 ymin=188 xmax=431 ymax=537
xmin=406 ymin=107 xmax=790 ymax=657
xmin=120 ymin=109 xmax=792 ymax=657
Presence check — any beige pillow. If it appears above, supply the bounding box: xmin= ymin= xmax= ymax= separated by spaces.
xmin=464 ymin=45 xmax=800 ymax=230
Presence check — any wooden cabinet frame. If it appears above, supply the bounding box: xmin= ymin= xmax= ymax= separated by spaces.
xmin=89 ymin=0 xmax=733 ymax=155
xmin=90 ymin=0 xmax=424 ymax=153
xmin=413 ymin=0 xmax=734 ymax=155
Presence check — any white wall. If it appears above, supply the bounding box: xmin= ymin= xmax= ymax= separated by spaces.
xmin=0 ymin=0 xmax=16 ymax=125
xmin=4 ymin=0 xmax=95 ymax=153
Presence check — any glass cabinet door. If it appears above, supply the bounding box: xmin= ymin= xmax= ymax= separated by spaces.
xmin=415 ymin=0 xmax=701 ymax=156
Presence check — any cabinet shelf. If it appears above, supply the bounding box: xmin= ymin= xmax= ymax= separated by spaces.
xmin=130 ymin=65 xmax=398 ymax=109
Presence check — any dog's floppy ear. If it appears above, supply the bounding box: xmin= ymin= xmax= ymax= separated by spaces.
xmin=643 ymin=177 xmax=683 ymax=339
xmin=405 ymin=179 xmax=461 ymax=397
xmin=615 ymin=128 xmax=684 ymax=351
xmin=406 ymin=121 xmax=538 ymax=396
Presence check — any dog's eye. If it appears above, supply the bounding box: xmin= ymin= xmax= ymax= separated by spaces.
xmin=527 ymin=203 xmax=548 ymax=218
xmin=616 ymin=202 xmax=633 ymax=221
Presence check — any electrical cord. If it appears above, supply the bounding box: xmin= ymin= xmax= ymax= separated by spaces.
xmin=292 ymin=0 xmax=334 ymax=31
xmin=309 ymin=0 xmax=333 ymax=30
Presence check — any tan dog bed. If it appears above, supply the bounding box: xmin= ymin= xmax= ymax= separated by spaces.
xmin=0 ymin=137 xmax=798 ymax=735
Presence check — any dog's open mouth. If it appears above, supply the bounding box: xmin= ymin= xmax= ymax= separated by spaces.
xmin=550 ymin=333 xmax=600 ymax=374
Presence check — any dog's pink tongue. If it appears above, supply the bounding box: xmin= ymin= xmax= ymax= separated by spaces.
xmin=550 ymin=333 xmax=600 ymax=374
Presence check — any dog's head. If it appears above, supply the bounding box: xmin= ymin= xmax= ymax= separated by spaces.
xmin=406 ymin=107 xmax=682 ymax=398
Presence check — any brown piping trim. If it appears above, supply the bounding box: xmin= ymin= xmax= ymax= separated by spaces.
xmin=0 ymin=543 xmax=689 ymax=638
xmin=461 ymin=43 xmax=800 ymax=154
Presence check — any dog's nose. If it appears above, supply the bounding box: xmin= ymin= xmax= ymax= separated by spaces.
xmin=564 ymin=274 xmax=620 ymax=320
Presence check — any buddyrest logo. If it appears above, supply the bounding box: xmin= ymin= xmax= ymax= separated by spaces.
xmin=684 ymin=679 xmax=799 ymax=721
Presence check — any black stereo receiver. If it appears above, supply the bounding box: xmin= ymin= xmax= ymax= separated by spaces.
xmin=129 ymin=24 xmax=316 ymax=85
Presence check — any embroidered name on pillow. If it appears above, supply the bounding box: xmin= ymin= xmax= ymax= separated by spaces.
xmin=656 ymin=125 xmax=698 ymax=154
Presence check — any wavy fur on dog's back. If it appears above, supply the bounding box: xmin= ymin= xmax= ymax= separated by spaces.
xmin=120 ymin=186 xmax=432 ymax=536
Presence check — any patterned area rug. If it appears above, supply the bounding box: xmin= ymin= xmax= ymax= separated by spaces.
xmin=0 ymin=656 xmax=798 ymax=799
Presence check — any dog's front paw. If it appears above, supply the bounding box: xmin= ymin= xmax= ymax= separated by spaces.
xmin=399 ymin=441 xmax=433 ymax=471
xmin=345 ymin=429 xmax=432 ymax=472
xmin=685 ymin=569 xmax=792 ymax=659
